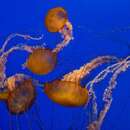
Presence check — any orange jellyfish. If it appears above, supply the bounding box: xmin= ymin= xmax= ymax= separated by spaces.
xmin=5 ymin=74 xmax=36 ymax=114
xmin=23 ymin=7 xmax=73 ymax=75
xmin=44 ymin=56 xmax=117 ymax=107
xmin=45 ymin=7 xmax=68 ymax=33
xmin=24 ymin=47 xmax=57 ymax=75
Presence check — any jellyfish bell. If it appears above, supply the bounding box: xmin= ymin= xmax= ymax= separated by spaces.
xmin=24 ymin=47 xmax=57 ymax=75
xmin=44 ymin=80 xmax=89 ymax=107
xmin=45 ymin=7 xmax=68 ymax=32
xmin=5 ymin=74 xmax=36 ymax=114
xmin=43 ymin=56 xmax=117 ymax=107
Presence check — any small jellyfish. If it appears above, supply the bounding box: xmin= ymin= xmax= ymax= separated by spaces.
xmin=23 ymin=7 xmax=73 ymax=75
xmin=44 ymin=56 xmax=117 ymax=107
xmin=5 ymin=74 xmax=36 ymax=114
xmin=45 ymin=7 xmax=68 ymax=32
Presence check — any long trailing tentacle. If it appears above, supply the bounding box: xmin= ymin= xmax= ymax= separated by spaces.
xmin=8 ymin=111 xmax=13 ymax=130
xmin=86 ymin=56 xmax=130 ymax=130
xmin=0 ymin=33 xmax=43 ymax=54
xmin=25 ymin=113 xmax=33 ymax=130
xmin=15 ymin=115 xmax=20 ymax=130
xmin=0 ymin=49 xmax=29 ymax=89
xmin=62 ymin=56 xmax=118 ymax=83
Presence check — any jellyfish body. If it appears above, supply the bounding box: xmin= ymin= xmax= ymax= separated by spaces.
xmin=43 ymin=56 xmax=117 ymax=107
xmin=44 ymin=80 xmax=89 ymax=107
xmin=6 ymin=74 xmax=36 ymax=114
xmin=45 ymin=7 xmax=68 ymax=32
xmin=25 ymin=48 xmax=57 ymax=75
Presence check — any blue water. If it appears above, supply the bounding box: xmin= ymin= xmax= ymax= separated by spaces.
xmin=0 ymin=0 xmax=130 ymax=130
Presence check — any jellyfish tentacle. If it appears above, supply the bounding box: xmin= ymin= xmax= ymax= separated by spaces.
xmin=84 ymin=59 xmax=124 ymax=130
xmin=0 ymin=44 xmax=40 ymax=86
xmin=0 ymin=33 xmax=43 ymax=53
xmin=85 ymin=60 xmax=123 ymax=90
xmin=15 ymin=115 xmax=20 ymax=130
xmin=8 ymin=111 xmax=13 ymax=130
xmin=0 ymin=44 xmax=32 ymax=84
xmin=103 ymin=59 xmax=129 ymax=102
xmin=34 ymin=103 xmax=45 ymax=130
xmin=25 ymin=113 xmax=33 ymax=130
xmin=31 ymin=109 xmax=44 ymax=130
xmin=52 ymin=21 xmax=73 ymax=53
xmin=87 ymin=99 xmax=112 ymax=130
xmin=86 ymin=56 xmax=130 ymax=130
xmin=62 ymin=56 xmax=117 ymax=83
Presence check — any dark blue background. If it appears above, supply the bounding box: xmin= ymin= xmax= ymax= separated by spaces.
xmin=0 ymin=0 xmax=130 ymax=130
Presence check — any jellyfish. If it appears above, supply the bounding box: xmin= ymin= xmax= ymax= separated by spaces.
xmin=24 ymin=47 xmax=57 ymax=75
xmin=43 ymin=56 xmax=117 ymax=107
xmin=23 ymin=7 xmax=73 ymax=75
xmin=4 ymin=74 xmax=36 ymax=114
xmin=0 ymin=33 xmax=43 ymax=89
xmin=45 ymin=7 xmax=73 ymax=53
xmin=0 ymin=74 xmax=45 ymax=130
xmin=45 ymin=7 xmax=68 ymax=33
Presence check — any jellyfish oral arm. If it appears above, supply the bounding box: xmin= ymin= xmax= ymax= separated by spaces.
xmin=52 ymin=38 xmax=71 ymax=53
xmin=52 ymin=21 xmax=73 ymax=53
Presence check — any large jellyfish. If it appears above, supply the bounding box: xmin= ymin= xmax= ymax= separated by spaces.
xmin=43 ymin=56 xmax=117 ymax=107
xmin=23 ymin=7 xmax=73 ymax=75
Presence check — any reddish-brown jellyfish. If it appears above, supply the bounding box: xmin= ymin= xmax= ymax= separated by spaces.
xmin=44 ymin=56 xmax=117 ymax=107
xmin=0 ymin=73 xmax=45 ymax=130
xmin=5 ymin=74 xmax=36 ymax=114
xmin=23 ymin=7 xmax=73 ymax=75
